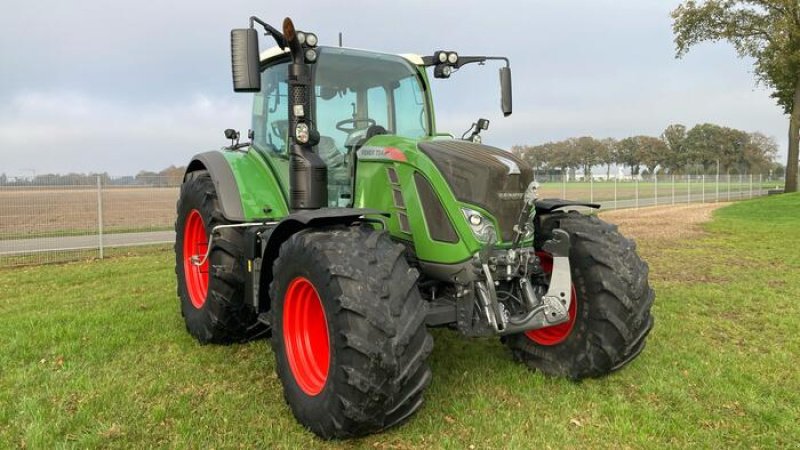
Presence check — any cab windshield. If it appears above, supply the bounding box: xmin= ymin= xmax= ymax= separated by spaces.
xmin=314 ymin=47 xmax=430 ymax=151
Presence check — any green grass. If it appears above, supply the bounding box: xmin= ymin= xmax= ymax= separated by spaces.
xmin=1 ymin=195 xmax=798 ymax=448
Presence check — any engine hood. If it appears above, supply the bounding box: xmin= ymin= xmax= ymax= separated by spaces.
xmin=417 ymin=140 xmax=533 ymax=242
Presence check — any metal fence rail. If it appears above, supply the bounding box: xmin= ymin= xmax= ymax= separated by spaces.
xmin=0 ymin=173 xmax=785 ymax=267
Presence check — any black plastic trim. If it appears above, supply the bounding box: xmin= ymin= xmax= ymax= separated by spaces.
xmin=414 ymin=172 xmax=459 ymax=244
xmin=185 ymin=151 xmax=246 ymax=222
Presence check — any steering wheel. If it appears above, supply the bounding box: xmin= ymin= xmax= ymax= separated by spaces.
xmin=336 ymin=118 xmax=376 ymax=133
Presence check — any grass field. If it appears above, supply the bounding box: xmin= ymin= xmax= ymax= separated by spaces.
xmin=1 ymin=195 xmax=798 ymax=448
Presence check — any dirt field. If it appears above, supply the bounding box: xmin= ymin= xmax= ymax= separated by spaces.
xmin=600 ymin=202 xmax=724 ymax=245
xmin=0 ymin=181 xmax=745 ymax=240
xmin=0 ymin=187 xmax=178 ymax=238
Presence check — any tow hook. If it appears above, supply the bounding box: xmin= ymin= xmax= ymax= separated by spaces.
xmin=498 ymin=229 xmax=572 ymax=335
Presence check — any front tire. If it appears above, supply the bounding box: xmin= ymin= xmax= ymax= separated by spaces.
xmin=503 ymin=212 xmax=655 ymax=380
xmin=175 ymin=170 xmax=263 ymax=344
xmin=269 ymin=226 xmax=433 ymax=439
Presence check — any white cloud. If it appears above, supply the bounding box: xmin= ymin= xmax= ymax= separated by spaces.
xmin=0 ymin=91 xmax=249 ymax=176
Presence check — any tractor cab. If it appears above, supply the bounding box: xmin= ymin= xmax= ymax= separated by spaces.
xmin=252 ymin=46 xmax=431 ymax=206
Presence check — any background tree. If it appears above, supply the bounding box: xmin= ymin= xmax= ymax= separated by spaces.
xmin=617 ymin=137 xmax=643 ymax=176
xmin=685 ymin=123 xmax=728 ymax=172
xmin=637 ymin=136 xmax=670 ymax=175
xmin=600 ymin=138 xmax=618 ymax=179
xmin=672 ymin=0 xmax=800 ymax=191
xmin=661 ymin=124 xmax=689 ymax=173
xmin=744 ymin=132 xmax=780 ymax=173
xmin=574 ymin=136 xmax=605 ymax=179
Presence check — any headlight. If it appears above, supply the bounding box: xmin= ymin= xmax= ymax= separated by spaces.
xmin=296 ymin=31 xmax=306 ymax=45
xmin=437 ymin=51 xmax=448 ymax=63
xmin=462 ymin=208 xmax=497 ymax=243
xmin=447 ymin=52 xmax=458 ymax=64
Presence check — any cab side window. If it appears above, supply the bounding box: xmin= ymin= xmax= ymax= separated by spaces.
xmin=253 ymin=61 xmax=290 ymax=155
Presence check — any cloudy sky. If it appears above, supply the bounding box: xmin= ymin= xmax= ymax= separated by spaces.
xmin=0 ymin=0 xmax=788 ymax=176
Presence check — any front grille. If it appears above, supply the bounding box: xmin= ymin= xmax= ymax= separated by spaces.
xmin=417 ymin=140 xmax=532 ymax=242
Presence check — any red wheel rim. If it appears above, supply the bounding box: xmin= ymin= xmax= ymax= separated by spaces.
xmin=525 ymin=251 xmax=578 ymax=346
xmin=283 ymin=276 xmax=330 ymax=396
xmin=183 ymin=209 xmax=209 ymax=309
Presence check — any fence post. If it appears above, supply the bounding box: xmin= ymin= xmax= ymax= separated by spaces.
xmin=671 ymin=175 xmax=675 ymax=205
xmin=716 ymin=171 xmax=719 ymax=203
xmin=739 ymin=174 xmax=744 ymax=199
xmin=590 ymin=175 xmax=594 ymax=203
xmin=687 ymin=175 xmax=691 ymax=205
xmin=614 ymin=176 xmax=618 ymax=210
xmin=97 ymin=175 xmax=104 ymax=259
xmin=727 ymin=174 xmax=731 ymax=201
xmin=749 ymin=174 xmax=753 ymax=198
xmin=759 ymin=174 xmax=762 ymax=196
xmin=655 ymin=175 xmax=658 ymax=206
xmin=702 ymin=174 xmax=705 ymax=204
xmin=635 ymin=178 xmax=639 ymax=210
xmin=562 ymin=171 xmax=566 ymax=199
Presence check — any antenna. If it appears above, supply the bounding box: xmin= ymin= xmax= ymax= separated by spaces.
xmin=339 ymin=32 xmax=343 ymax=47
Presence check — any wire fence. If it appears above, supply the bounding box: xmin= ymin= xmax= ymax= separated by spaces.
xmin=0 ymin=173 xmax=786 ymax=267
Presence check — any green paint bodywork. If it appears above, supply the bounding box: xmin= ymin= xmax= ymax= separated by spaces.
xmin=222 ymin=150 xmax=289 ymax=220
xmin=208 ymin=54 xmax=521 ymax=266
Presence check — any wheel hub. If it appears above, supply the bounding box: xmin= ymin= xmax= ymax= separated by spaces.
xmin=183 ymin=209 xmax=209 ymax=309
xmin=283 ymin=276 xmax=330 ymax=396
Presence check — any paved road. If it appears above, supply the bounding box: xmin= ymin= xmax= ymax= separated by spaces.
xmin=0 ymin=231 xmax=175 ymax=256
xmin=0 ymin=191 xmax=755 ymax=257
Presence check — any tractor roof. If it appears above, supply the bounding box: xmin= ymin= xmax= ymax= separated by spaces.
xmin=259 ymin=45 xmax=424 ymax=66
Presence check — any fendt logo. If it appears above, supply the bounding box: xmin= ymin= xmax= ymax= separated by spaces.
xmin=498 ymin=192 xmax=524 ymax=201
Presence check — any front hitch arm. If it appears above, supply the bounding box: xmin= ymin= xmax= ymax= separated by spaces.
xmin=498 ymin=229 xmax=573 ymax=335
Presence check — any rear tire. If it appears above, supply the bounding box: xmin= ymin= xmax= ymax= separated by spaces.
xmin=175 ymin=170 xmax=264 ymax=344
xmin=503 ymin=212 xmax=655 ymax=379
xmin=269 ymin=226 xmax=433 ymax=439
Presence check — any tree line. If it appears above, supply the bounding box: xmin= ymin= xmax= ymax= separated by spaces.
xmin=511 ymin=123 xmax=783 ymax=179
xmin=0 ymin=166 xmax=187 ymax=187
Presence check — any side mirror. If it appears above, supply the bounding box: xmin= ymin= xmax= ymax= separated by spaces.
xmin=231 ymin=28 xmax=261 ymax=92
xmin=477 ymin=118 xmax=490 ymax=131
xmin=499 ymin=67 xmax=512 ymax=117
xmin=224 ymin=129 xmax=239 ymax=140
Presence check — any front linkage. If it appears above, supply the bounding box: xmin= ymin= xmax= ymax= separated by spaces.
xmin=427 ymin=183 xmax=577 ymax=338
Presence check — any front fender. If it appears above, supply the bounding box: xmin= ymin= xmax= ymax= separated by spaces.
xmin=185 ymin=149 xmax=289 ymax=222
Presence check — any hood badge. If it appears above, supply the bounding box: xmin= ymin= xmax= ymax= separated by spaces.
xmin=498 ymin=192 xmax=524 ymax=201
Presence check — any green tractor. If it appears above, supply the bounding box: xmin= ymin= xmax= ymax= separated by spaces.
xmin=175 ymin=16 xmax=654 ymax=439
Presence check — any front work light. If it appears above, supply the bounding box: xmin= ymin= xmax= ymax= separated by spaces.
xmin=295 ymin=123 xmax=310 ymax=143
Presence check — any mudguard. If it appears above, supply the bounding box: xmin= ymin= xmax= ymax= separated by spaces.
xmin=534 ymin=198 xmax=600 ymax=213
xmin=185 ymin=149 xmax=290 ymax=222
xmin=252 ymin=208 xmax=387 ymax=312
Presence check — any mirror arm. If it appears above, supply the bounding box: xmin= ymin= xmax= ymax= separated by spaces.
xmin=249 ymin=16 xmax=287 ymax=49
xmin=454 ymin=56 xmax=509 ymax=69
